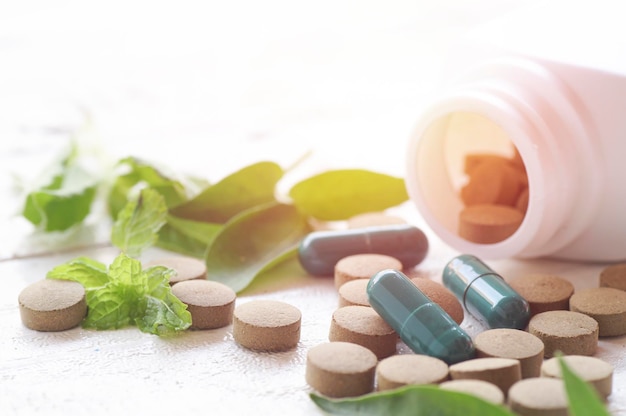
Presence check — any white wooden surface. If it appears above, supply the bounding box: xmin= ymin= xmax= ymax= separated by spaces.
xmin=2 ymin=1 xmax=625 ymax=414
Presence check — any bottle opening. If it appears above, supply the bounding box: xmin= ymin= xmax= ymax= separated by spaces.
xmin=413 ymin=111 xmax=528 ymax=245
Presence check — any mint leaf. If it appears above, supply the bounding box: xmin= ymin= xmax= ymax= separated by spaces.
xmin=206 ymin=202 xmax=311 ymax=293
xmin=310 ymin=384 xmax=515 ymax=416
xmin=111 ymin=188 xmax=168 ymax=257
xmin=108 ymin=157 xmax=188 ymax=219
xmin=559 ymin=356 xmax=610 ymax=416
xmin=156 ymin=214 xmax=222 ymax=258
xmin=289 ymin=169 xmax=409 ymax=220
xmin=170 ymin=161 xmax=283 ymax=223
xmin=46 ymin=257 xmax=108 ymax=290
xmin=83 ymin=285 xmax=131 ymax=329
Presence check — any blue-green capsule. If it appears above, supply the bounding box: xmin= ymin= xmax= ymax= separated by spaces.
xmin=367 ymin=269 xmax=475 ymax=364
xmin=443 ymin=254 xmax=530 ymax=330
xmin=298 ymin=224 xmax=428 ymax=276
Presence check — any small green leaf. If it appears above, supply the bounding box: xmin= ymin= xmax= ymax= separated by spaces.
xmin=156 ymin=214 xmax=222 ymax=258
xmin=47 ymin=256 xmax=108 ymax=289
xmin=288 ymin=169 xmax=409 ymax=221
xmin=171 ymin=161 xmax=283 ymax=223
xmin=310 ymin=385 xmax=515 ymax=416
xmin=111 ymin=188 xmax=168 ymax=257
xmin=559 ymin=356 xmax=610 ymax=416
xmin=107 ymin=157 xmax=188 ymax=219
xmin=83 ymin=285 xmax=131 ymax=330
xmin=205 ymin=202 xmax=312 ymax=293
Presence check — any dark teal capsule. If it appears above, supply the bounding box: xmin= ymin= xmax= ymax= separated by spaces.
xmin=443 ymin=254 xmax=530 ymax=330
xmin=367 ymin=269 xmax=475 ymax=364
xmin=298 ymin=224 xmax=428 ymax=276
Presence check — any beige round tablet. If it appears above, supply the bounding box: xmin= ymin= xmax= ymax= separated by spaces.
xmin=410 ymin=278 xmax=464 ymax=325
xmin=306 ymin=341 xmax=377 ymax=398
xmin=334 ymin=254 xmax=402 ymax=290
xmin=528 ymin=310 xmax=598 ymax=357
xmin=439 ymin=379 xmax=505 ymax=405
xmin=474 ymin=328 xmax=544 ymax=378
xmin=508 ymin=378 xmax=568 ymax=416
xmin=376 ymin=354 xmax=449 ymax=391
xmin=233 ymin=300 xmax=301 ymax=351
xmin=508 ymin=274 xmax=574 ymax=316
xmin=346 ymin=212 xmax=406 ymax=229
xmin=541 ymin=355 xmax=613 ymax=399
xmin=171 ymin=280 xmax=236 ymax=329
xmin=449 ymin=357 xmax=521 ymax=395
xmin=458 ymin=204 xmax=524 ymax=244
xmin=144 ymin=256 xmax=207 ymax=284
xmin=599 ymin=263 xmax=626 ymax=291
xmin=569 ymin=287 xmax=626 ymax=337
xmin=337 ymin=279 xmax=370 ymax=307
xmin=18 ymin=279 xmax=87 ymax=332
xmin=329 ymin=305 xmax=396 ymax=359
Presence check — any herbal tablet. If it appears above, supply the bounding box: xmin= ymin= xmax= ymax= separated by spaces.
xmin=508 ymin=273 xmax=574 ymax=316
xmin=337 ymin=279 xmax=370 ymax=307
xmin=449 ymin=357 xmax=521 ymax=395
xmin=171 ymin=280 xmax=236 ymax=329
xmin=18 ymin=279 xmax=87 ymax=332
xmin=298 ymin=224 xmax=429 ymax=276
xmin=458 ymin=204 xmax=524 ymax=244
xmin=443 ymin=254 xmax=529 ymax=330
xmin=474 ymin=328 xmax=544 ymax=378
xmin=306 ymin=342 xmax=377 ymax=398
xmin=528 ymin=310 xmax=598 ymax=357
xmin=599 ymin=263 xmax=626 ymax=291
xmin=232 ymin=300 xmax=301 ymax=351
xmin=329 ymin=305 xmax=397 ymax=359
xmin=144 ymin=256 xmax=207 ymax=284
xmin=569 ymin=287 xmax=626 ymax=336
xmin=334 ymin=253 xmax=402 ymax=290
xmin=410 ymin=278 xmax=464 ymax=325
xmin=508 ymin=378 xmax=568 ymax=416
xmin=541 ymin=355 xmax=613 ymax=399
xmin=346 ymin=212 xmax=406 ymax=229
xmin=367 ymin=269 xmax=475 ymax=364
xmin=439 ymin=379 xmax=505 ymax=405
xmin=376 ymin=354 xmax=449 ymax=391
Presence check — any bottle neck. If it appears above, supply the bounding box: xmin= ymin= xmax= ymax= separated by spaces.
xmin=406 ymin=58 xmax=600 ymax=259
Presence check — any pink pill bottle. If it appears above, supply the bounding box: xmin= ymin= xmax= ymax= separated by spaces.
xmin=405 ymin=1 xmax=626 ymax=261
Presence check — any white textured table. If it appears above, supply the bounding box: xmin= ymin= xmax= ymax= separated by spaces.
xmin=2 ymin=1 xmax=625 ymax=415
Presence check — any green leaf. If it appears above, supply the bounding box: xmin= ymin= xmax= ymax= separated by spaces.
xmin=107 ymin=157 xmax=188 ymax=219
xmin=310 ymin=385 xmax=515 ymax=416
xmin=171 ymin=161 xmax=283 ymax=223
xmin=559 ymin=356 xmax=610 ymax=416
xmin=47 ymin=256 xmax=109 ymax=289
xmin=111 ymin=188 xmax=168 ymax=257
xmin=23 ymin=163 xmax=98 ymax=231
xmin=83 ymin=285 xmax=131 ymax=330
xmin=288 ymin=169 xmax=409 ymax=221
xmin=206 ymin=202 xmax=312 ymax=293
xmin=156 ymin=214 xmax=222 ymax=258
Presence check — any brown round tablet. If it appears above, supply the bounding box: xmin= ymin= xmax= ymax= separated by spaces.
xmin=232 ymin=300 xmax=301 ymax=351
xmin=18 ymin=279 xmax=87 ymax=332
xmin=376 ymin=354 xmax=449 ymax=391
xmin=449 ymin=357 xmax=521 ymax=395
xmin=410 ymin=278 xmax=464 ymax=325
xmin=144 ymin=256 xmax=207 ymax=284
xmin=334 ymin=254 xmax=402 ymax=290
xmin=306 ymin=341 xmax=377 ymax=398
xmin=171 ymin=280 xmax=236 ymax=329
xmin=346 ymin=212 xmax=406 ymax=229
xmin=329 ymin=305 xmax=396 ymax=359
xmin=508 ymin=378 xmax=568 ymax=416
xmin=599 ymin=263 xmax=626 ymax=291
xmin=541 ymin=355 xmax=613 ymax=399
xmin=508 ymin=273 xmax=574 ymax=316
xmin=458 ymin=204 xmax=524 ymax=244
xmin=569 ymin=287 xmax=626 ymax=337
xmin=337 ymin=279 xmax=370 ymax=307
xmin=528 ymin=310 xmax=598 ymax=357
xmin=474 ymin=328 xmax=544 ymax=378
xmin=439 ymin=379 xmax=505 ymax=405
